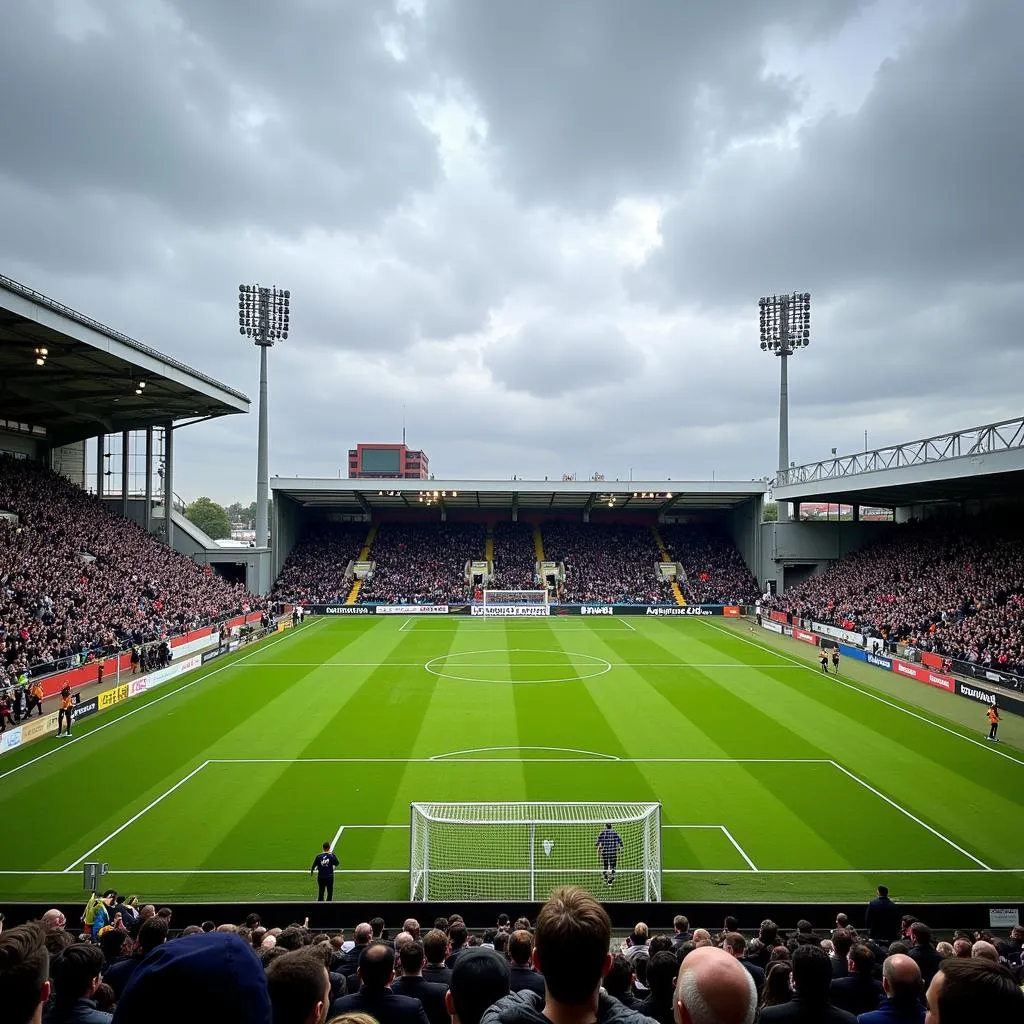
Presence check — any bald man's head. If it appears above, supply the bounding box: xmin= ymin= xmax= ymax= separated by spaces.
xmin=882 ymin=954 xmax=921 ymax=1002
xmin=674 ymin=946 xmax=756 ymax=1024
xmin=971 ymin=940 xmax=999 ymax=962
xmin=952 ymin=938 xmax=972 ymax=958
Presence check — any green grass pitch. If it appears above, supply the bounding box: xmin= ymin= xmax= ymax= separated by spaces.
xmin=2 ymin=615 xmax=1022 ymax=905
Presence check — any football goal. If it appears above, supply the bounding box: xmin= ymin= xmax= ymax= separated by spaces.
xmin=409 ymin=801 xmax=662 ymax=901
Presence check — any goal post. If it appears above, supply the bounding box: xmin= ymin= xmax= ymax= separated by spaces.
xmin=409 ymin=802 xmax=662 ymax=902
xmin=477 ymin=590 xmax=550 ymax=617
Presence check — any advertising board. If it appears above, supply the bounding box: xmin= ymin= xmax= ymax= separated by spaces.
xmin=471 ymin=606 xmax=550 ymax=617
xmin=792 ymin=628 xmax=818 ymax=646
xmin=376 ymin=605 xmax=449 ymax=615
xmin=70 ymin=697 xmax=99 ymax=723
xmin=811 ymin=622 xmax=866 ymax=648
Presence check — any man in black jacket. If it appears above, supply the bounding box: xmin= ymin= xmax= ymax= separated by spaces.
xmin=328 ymin=943 xmax=430 ymax=1024
xmin=422 ymin=929 xmax=453 ymax=987
xmin=507 ymin=931 xmax=545 ymax=998
xmin=480 ymin=886 xmax=654 ymax=1024
xmin=634 ymin=951 xmax=676 ymax=1024
xmin=337 ymin=923 xmax=374 ymax=987
xmin=392 ymin=941 xmax=449 ymax=1024
xmin=865 ymin=887 xmax=901 ymax=943
xmin=906 ymin=924 xmax=943 ymax=987
xmin=830 ymin=943 xmax=884 ymax=1016
xmin=446 ymin=948 xmax=512 ymax=1024
xmin=760 ymin=945 xmax=856 ymax=1023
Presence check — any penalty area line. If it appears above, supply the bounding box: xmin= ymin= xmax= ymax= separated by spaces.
xmin=64 ymin=761 xmax=211 ymax=873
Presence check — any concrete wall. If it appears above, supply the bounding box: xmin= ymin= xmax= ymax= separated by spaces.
xmin=729 ymin=496 xmax=762 ymax=587
xmin=272 ymin=493 xmax=304 ymax=582
xmin=759 ymin=519 xmax=893 ymax=594
xmin=0 ymin=428 xmax=42 ymax=460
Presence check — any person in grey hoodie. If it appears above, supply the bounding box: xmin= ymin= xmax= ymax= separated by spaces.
xmin=481 ymin=887 xmax=656 ymax=1024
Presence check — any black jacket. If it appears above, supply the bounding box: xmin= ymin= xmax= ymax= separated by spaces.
xmin=509 ymin=964 xmax=546 ymax=998
xmin=830 ymin=975 xmax=885 ymax=1016
xmin=329 ymin=989 xmax=430 ymax=1024
xmin=634 ymin=995 xmax=674 ymax=1024
xmin=865 ymin=897 xmax=901 ymax=941
xmin=760 ymin=996 xmax=857 ymax=1023
xmin=43 ymin=998 xmax=113 ymax=1024
xmin=907 ymin=945 xmax=943 ymax=986
xmin=392 ymin=976 xmax=449 ymax=1024
xmin=338 ymin=942 xmax=371 ymax=985
xmin=481 ymin=987 xmax=656 ymax=1024
xmin=422 ymin=964 xmax=453 ymax=987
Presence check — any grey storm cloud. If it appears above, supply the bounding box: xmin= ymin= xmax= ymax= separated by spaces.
xmin=484 ymin=320 xmax=643 ymax=398
xmin=0 ymin=0 xmax=1020 ymax=502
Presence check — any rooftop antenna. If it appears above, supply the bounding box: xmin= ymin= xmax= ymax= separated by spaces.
xmin=402 ymin=404 xmax=406 ymax=446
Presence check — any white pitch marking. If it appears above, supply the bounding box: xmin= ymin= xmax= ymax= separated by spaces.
xmin=828 ymin=760 xmax=990 ymax=870
xmin=430 ymin=745 xmax=621 ymax=761
xmin=64 ymin=761 xmax=211 ymax=872
xmin=250 ymin=662 xmax=802 ymax=669
xmin=4 ymin=866 xmax=1024 ymax=877
xmin=720 ymin=826 xmax=758 ymax=872
xmin=206 ymin=756 xmax=831 ymax=764
xmin=0 ymin=619 xmax=328 ymax=783
xmin=330 ymin=824 xmax=345 ymax=850
xmin=620 ymin=618 xmax=637 ymax=632
xmin=701 ymin=619 xmax=1024 ymax=769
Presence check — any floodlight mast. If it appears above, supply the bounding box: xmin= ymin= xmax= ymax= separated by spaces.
xmin=759 ymin=292 xmax=810 ymax=522
xmin=238 ymin=284 xmax=290 ymax=549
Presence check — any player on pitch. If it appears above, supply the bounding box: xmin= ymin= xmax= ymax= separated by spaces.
xmin=596 ymin=822 xmax=623 ymax=886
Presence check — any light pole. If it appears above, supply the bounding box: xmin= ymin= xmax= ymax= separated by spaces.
xmin=759 ymin=292 xmax=810 ymax=521
xmin=239 ymin=283 xmax=290 ymax=549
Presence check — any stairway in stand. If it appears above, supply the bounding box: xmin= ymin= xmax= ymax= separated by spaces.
xmin=652 ymin=525 xmax=686 ymax=605
xmin=345 ymin=523 xmax=378 ymax=604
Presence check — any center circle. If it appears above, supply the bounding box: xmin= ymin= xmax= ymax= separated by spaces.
xmin=424 ymin=648 xmax=612 ymax=685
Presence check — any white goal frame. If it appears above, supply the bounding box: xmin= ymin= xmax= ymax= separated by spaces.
xmin=409 ymin=801 xmax=662 ymax=902
xmin=477 ymin=589 xmax=550 ymax=618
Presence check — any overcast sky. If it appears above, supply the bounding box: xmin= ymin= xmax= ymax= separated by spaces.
xmin=2 ymin=0 xmax=1022 ymax=505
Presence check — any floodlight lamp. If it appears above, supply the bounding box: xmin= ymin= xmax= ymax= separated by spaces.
xmin=760 ymin=341 xmax=767 ymax=350
xmin=36 ymin=357 xmax=45 ymax=366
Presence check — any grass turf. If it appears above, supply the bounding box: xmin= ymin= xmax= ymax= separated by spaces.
xmin=1 ymin=615 xmax=1022 ymax=905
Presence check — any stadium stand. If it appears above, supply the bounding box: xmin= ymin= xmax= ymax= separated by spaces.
xmin=0 ymin=455 xmax=261 ymax=688
xmin=540 ymin=523 xmax=666 ymax=604
xmin=2 ymin=890 xmax=1022 ymax=1022
xmin=770 ymin=516 xmax=1024 ymax=676
xmin=490 ymin=522 xmax=536 ymax=589
xmin=358 ymin=523 xmax=485 ymax=605
xmin=270 ymin=525 xmax=367 ymax=605
xmin=660 ymin=526 xmax=761 ymax=607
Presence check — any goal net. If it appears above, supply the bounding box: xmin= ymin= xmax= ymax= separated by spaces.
xmin=477 ymin=589 xmax=550 ymax=617
xmin=409 ymin=802 xmax=661 ymax=902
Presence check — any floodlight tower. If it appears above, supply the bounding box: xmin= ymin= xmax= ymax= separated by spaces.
xmin=759 ymin=292 xmax=810 ymax=521
xmin=238 ymin=284 xmax=290 ymax=549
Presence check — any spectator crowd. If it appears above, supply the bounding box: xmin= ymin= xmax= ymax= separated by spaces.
xmin=359 ymin=525 xmax=485 ymax=605
xmin=490 ymin=523 xmax=536 ymax=591
xmin=269 ymin=520 xmax=762 ymax=609
xmin=3 ymin=885 xmax=1023 ymax=1024
xmin=0 ymin=456 xmax=261 ymax=690
xmin=541 ymin=524 xmax=668 ymax=604
xmin=660 ymin=527 xmax=761 ymax=608
xmin=770 ymin=517 xmax=1024 ymax=677
xmin=272 ymin=526 xmax=367 ymax=606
